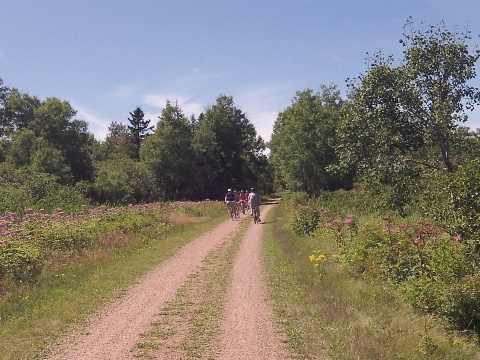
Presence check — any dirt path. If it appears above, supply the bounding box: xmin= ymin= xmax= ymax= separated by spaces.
xmin=219 ymin=205 xmax=289 ymax=359
xmin=46 ymin=203 xmax=289 ymax=359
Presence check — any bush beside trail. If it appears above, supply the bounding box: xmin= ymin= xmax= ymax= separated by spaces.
xmin=0 ymin=201 xmax=216 ymax=289
xmin=286 ymin=191 xmax=480 ymax=334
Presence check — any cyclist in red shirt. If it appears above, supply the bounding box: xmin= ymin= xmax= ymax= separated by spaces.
xmin=238 ymin=190 xmax=248 ymax=214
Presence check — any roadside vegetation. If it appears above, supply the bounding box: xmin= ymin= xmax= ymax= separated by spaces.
xmin=264 ymin=193 xmax=480 ymax=359
xmin=0 ymin=201 xmax=227 ymax=360
xmin=266 ymin=18 xmax=480 ymax=358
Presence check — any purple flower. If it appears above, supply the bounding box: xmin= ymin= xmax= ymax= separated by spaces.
xmin=451 ymin=235 xmax=462 ymax=243
xmin=413 ymin=237 xmax=422 ymax=246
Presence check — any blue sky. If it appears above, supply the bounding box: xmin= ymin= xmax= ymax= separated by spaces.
xmin=2 ymin=0 xmax=480 ymax=143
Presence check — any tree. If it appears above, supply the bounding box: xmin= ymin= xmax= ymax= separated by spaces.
xmin=193 ymin=95 xmax=267 ymax=199
xmin=93 ymin=122 xmax=135 ymax=161
xmin=0 ymin=87 xmax=41 ymax=138
xmin=269 ymin=85 xmax=349 ymax=194
xmin=91 ymin=157 xmax=156 ymax=204
xmin=127 ymin=107 xmax=153 ymax=159
xmin=140 ymin=101 xmax=194 ymax=200
xmin=341 ymin=19 xmax=480 ymax=174
xmin=30 ymin=143 xmax=72 ymax=185
xmin=32 ymin=98 xmax=94 ymax=183
xmin=338 ymin=19 xmax=480 ymax=209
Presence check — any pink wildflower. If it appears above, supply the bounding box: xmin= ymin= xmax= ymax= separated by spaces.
xmin=413 ymin=237 xmax=422 ymax=246
xmin=451 ymin=235 xmax=462 ymax=243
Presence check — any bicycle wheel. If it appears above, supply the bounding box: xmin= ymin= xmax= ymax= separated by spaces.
xmin=253 ymin=207 xmax=260 ymax=224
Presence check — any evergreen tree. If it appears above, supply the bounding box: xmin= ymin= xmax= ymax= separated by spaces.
xmin=127 ymin=107 xmax=153 ymax=159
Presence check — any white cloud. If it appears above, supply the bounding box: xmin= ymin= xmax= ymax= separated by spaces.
xmin=73 ymin=103 xmax=112 ymax=141
xmin=235 ymin=84 xmax=289 ymax=143
xmin=142 ymin=93 xmax=205 ymax=118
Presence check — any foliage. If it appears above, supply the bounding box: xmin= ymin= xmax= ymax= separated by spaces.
xmin=440 ymin=274 xmax=480 ymax=330
xmin=270 ymin=85 xmax=351 ymax=194
xmin=193 ymin=94 xmax=268 ymax=199
xmin=93 ymin=122 xmax=135 ymax=161
xmin=420 ymin=159 xmax=480 ymax=249
xmin=127 ymin=106 xmax=153 ymax=160
xmin=312 ymin=188 xmax=480 ymax=334
xmin=91 ymin=158 xmax=157 ymax=204
xmin=0 ymin=201 xmax=213 ymax=287
xmin=339 ymin=19 xmax=480 ymax=212
xmin=140 ymin=101 xmax=195 ymax=200
xmin=267 ymin=197 xmax=480 ymax=359
xmin=0 ymin=239 xmax=41 ymax=283
xmin=292 ymin=205 xmax=320 ymax=236
xmin=0 ymin=164 xmax=87 ymax=215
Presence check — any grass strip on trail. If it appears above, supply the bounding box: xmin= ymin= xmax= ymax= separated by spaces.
xmin=133 ymin=217 xmax=249 ymax=359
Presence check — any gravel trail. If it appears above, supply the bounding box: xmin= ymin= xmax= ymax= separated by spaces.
xmin=47 ymin=203 xmax=288 ymax=359
xmin=219 ymin=204 xmax=289 ymax=359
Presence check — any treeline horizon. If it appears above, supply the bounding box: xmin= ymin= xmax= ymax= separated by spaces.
xmin=0 ymin=78 xmax=274 ymax=213
xmin=3 ymin=17 xmax=480 ymax=241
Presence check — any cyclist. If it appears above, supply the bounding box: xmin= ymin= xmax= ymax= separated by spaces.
xmin=224 ymin=188 xmax=237 ymax=219
xmin=234 ymin=190 xmax=240 ymax=218
xmin=239 ymin=190 xmax=248 ymax=214
xmin=248 ymin=187 xmax=262 ymax=223
xmin=245 ymin=189 xmax=251 ymax=214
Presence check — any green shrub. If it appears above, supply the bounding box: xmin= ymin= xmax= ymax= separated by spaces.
xmin=0 ymin=240 xmax=41 ymax=283
xmin=292 ymin=206 xmax=320 ymax=235
xmin=440 ymin=274 xmax=480 ymax=331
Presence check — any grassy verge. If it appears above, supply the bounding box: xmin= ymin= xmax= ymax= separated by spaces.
xmin=263 ymin=199 xmax=480 ymax=359
xmin=133 ymin=217 xmax=250 ymax=359
xmin=0 ymin=203 xmax=228 ymax=360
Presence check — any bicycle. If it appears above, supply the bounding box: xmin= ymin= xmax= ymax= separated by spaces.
xmin=226 ymin=201 xmax=237 ymax=220
xmin=252 ymin=206 xmax=261 ymax=224
xmin=238 ymin=200 xmax=246 ymax=215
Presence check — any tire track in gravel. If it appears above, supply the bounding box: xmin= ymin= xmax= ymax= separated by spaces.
xmin=46 ymin=216 xmax=243 ymax=360
xmin=47 ymin=203 xmax=289 ymax=360
xmin=218 ymin=203 xmax=290 ymax=359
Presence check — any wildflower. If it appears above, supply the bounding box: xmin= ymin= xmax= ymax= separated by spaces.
xmin=413 ymin=237 xmax=422 ymax=246
xmin=451 ymin=235 xmax=462 ymax=243
xmin=315 ymin=254 xmax=326 ymax=262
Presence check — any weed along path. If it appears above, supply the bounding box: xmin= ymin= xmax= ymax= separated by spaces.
xmin=46 ymin=203 xmax=289 ymax=360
